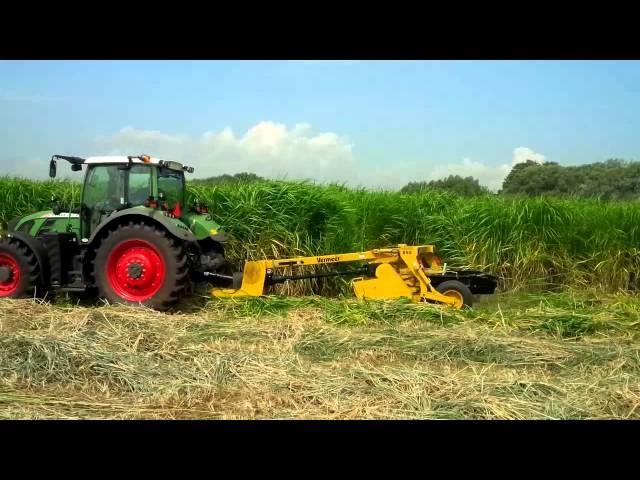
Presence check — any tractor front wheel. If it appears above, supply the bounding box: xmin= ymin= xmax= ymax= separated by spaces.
xmin=436 ymin=280 xmax=473 ymax=309
xmin=93 ymin=223 xmax=189 ymax=309
xmin=0 ymin=237 xmax=40 ymax=298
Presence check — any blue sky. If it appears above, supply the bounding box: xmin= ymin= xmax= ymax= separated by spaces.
xmin=1 ymin=60 xmax=639 ymax=190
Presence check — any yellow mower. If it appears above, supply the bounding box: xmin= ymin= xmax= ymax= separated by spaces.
xmin=207 ymin=244 xmax=497 ymax=309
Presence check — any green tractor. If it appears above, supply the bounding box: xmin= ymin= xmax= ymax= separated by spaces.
xmin=0 ymin=154 xmax=231 ymax=309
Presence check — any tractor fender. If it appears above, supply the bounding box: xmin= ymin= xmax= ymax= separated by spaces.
xmin=87 ymin=209 xmax=196 ymax=245
xmin=209 ymin=232 xmax=231 ymax=244
xmin=6 ymin=216 xmax=21 ymax=232
xmin=4 ymin=231 xmax=49 ymax=283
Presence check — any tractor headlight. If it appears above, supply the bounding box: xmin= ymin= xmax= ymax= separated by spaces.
xmin=210 ymin=229 xmax=218 ymax=235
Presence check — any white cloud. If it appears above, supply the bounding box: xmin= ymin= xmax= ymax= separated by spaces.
xmin=343 ymin=158 xmax=512 ymax=193
xmin=512 ymin=146 xmax=546 ymax=166
xmin=360 ymin=158 xmax=507 ymax=192
xmin=427 ymin=158 xmax=512 ymax=192
xmin=389 ymin=147 xmax=548 ymax=192
xmin=93 ymin=130 xmax=548 ymax=192
xmin=2 ymin=121 xmax=547 ymax=194
xmin=1 ymin=157 xmax=47 ymax=179
xmin=95 ymin=121 xmax=356 ymax=184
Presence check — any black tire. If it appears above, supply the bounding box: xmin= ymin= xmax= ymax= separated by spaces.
xmin=0 ymin=237 xmax=40 ymax=298
xmin=202 ymin=239 xmax=228 ymax=273
xmin=190 ymin=239 xmax=229 ymax=283
xmin=93 ymin=222 xmax=189 ymax=309
xmin=436 ymin=280 xmax=473 ymax=309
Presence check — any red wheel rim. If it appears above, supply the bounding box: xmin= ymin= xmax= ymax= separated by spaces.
xmin=106 ymin=239 xmax=166 ymax=302
xmin=0 ymin=253 xmax=20 ymax=297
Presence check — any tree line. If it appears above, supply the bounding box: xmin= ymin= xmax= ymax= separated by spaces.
xmin=498 ymin=158 xmax=640 ymax=200
xmin=191 ymin=172 xmax=265 ymax=185
xmin=193 ymin=158 xmax=640 ymax=200
xmin=401 ymin=158 xmax=640 ymax=199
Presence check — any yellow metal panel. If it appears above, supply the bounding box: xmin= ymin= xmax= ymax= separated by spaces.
xmin=211 ymin=260 xmax=267 ymax=298
xmin=272 ymin=250 xmax=384 ymax=267
xmin=352 ymin=263 xmax=414 ymax=300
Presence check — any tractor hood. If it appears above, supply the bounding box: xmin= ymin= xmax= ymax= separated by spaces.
xmin=12 ymin=210 xmax=80 ymax=232
xmin=181 ymin=210 xmax=229 ymax=242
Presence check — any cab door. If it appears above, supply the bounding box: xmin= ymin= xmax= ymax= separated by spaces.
xmin=80 ymin=165 xmax=126 ymax=240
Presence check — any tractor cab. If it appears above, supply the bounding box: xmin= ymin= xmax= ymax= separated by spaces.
xmin=45 ymin=155 xmax=196 ymax=241
xmin=78 ymin=158 xmax=187 ymax=239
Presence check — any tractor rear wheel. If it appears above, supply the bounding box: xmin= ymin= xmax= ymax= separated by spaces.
xmin=436 ymin=280 xmax=473 ymax=309
xmin=93 ymin=223 xmax=189 ymax=309
xmin=0 ymin=237 xmax=40 ymax=298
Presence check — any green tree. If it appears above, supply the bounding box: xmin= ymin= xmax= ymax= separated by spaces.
xmin=192 ymin=172 xmax=265 ymax=185
xmin=501 ymin=158 xmax=640 ymax=200
xmin=401 ymin=175 xmax=490 ymax=197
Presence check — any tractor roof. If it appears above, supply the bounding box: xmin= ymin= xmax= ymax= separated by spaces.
xmin=52 ymin=154 xmax=194 ymax=173
xmin=85 ymin=155 xmax=161 ymax=165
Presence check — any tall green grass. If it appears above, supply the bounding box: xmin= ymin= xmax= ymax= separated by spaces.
xmin=0 ymin=176 xmax=80 ymax=224
xmin=1 ymin=176 xmax=640 ymax=292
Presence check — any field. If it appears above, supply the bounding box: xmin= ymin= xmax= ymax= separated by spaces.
xmin=2 ymin=291 xmax=640 ymax=419
xmin=1 ymin=176 xmax=640 ymax=419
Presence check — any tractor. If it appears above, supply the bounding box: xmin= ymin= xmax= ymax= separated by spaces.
xmin=0 ymin=155 xmax=230 ymax=309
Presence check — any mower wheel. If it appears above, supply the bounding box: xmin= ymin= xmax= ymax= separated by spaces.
xmin=0 ymin=237 xmax=41 ymax=298
xmin=436 ymin=280 xmax=473 ymax=309
xmin=93 ymin=222 xmax=189 ymax=309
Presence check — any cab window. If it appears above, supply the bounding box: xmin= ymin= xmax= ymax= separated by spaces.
xmin=157 ymin=167 xmax=184 ymax=207
xmin=128 ymin=165 xmax=152 ymax=205
xmin=83 ymin=165 xmax=125 ymax=211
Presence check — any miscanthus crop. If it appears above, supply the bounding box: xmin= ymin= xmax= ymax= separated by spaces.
xmin=2 ymin=176 xmax=639 ymax=292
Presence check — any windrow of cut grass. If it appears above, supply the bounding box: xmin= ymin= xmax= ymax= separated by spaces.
xmin=2 ymin=291 xmax=640 ymax=419
xmin=2 ymin=176 xmax=640 ymax=293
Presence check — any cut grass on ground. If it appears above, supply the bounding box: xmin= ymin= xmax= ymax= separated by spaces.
xmin=1 ymin=291 xmax=640 ymax=419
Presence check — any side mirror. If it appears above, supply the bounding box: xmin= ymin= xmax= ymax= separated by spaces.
xmin=51 ymin=195 xmax=61 ymax=215
xmin=49 ymin=159 xmax=57 ymax=178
